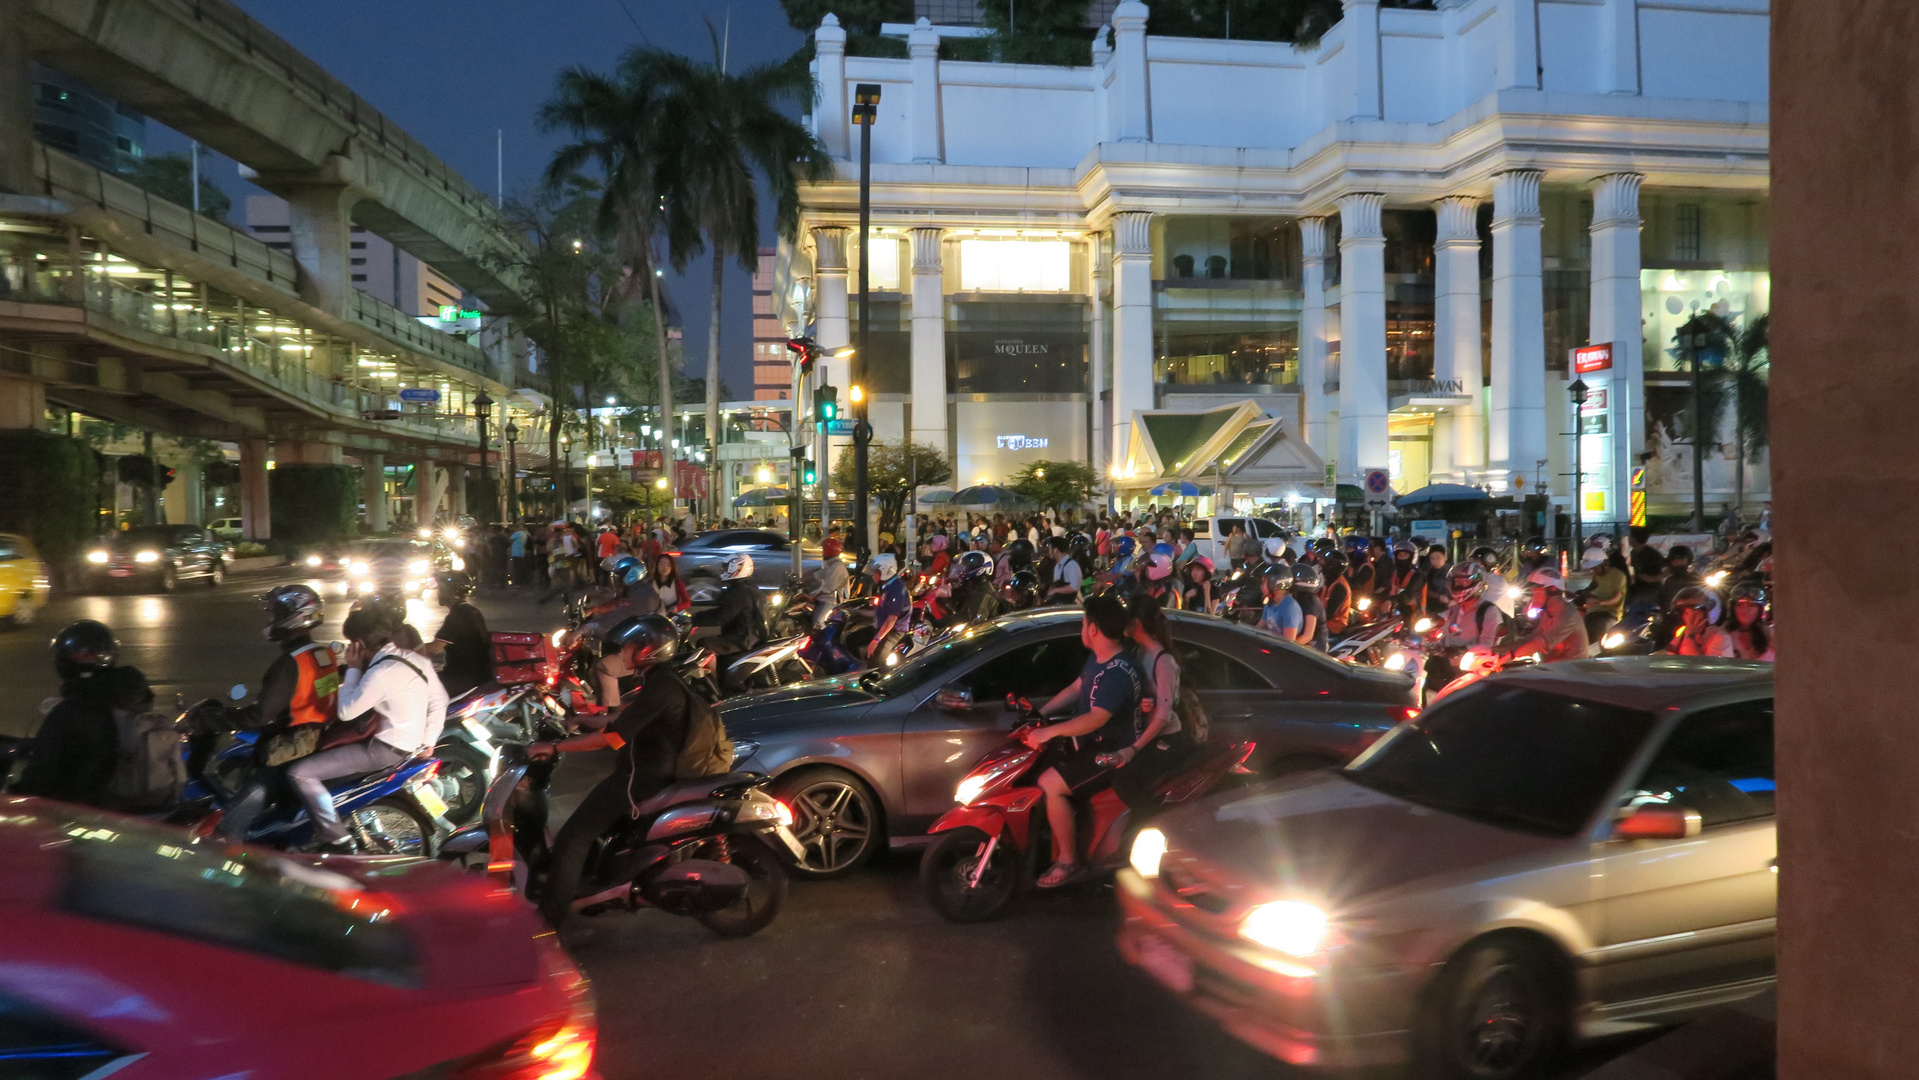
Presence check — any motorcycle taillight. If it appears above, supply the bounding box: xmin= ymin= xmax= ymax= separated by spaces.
xmin=452 ymin=947 xmax=596 ymax=1079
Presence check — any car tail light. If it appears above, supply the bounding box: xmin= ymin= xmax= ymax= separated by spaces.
xmin=454 ymin=950 xmax=597 ymax=1079
xmin=1392 ymin=706 xmax=1420 ymax=722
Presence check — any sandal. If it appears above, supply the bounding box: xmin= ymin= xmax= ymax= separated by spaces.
xmin=1036 ymin=862 xmax=1078 ymax=889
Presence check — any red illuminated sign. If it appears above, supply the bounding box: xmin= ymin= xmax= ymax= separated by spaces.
xmin=1572 ymin=343 xmax=1613 ymax=374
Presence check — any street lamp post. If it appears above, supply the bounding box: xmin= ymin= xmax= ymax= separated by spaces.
xmin=1684 ymin=325 xmax=1708 ymax=532
xmin=504 ymin=420 xmax=520 ymax=523
xmin=851 ymin=82 xmax=880 ymax=562
xmin=473 ymin=390 xmax=493 ymax=523
xmin=1569 ymin=379 xmax=1589 ymax=558
xmin=559 ymin=434 xmax=572 ymax=521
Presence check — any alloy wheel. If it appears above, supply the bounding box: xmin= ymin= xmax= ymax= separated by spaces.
xmin=1452 ymin=952 xmax=1550 ymax=1079
xmin=788 ymin=779 xmax=874 ymax=874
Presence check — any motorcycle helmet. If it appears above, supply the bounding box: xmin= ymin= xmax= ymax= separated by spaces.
xmin=869 ymin=553 xmax=899 ymax=582
xmin=1146 ymin=552 xmax=1175 ymax=581
xmin=1006 ymin=538 xmax=1036 ymax=568
xmin=929 ymin=534 xmax=948 ymax=553
xmin=261 ymin=583 xmax=323 ymax=641
xmin=1728 ymin=581 xmax=1768 ymax=608
xmin=1114 ymin=536 xmax=1136 ymax=560
xmin=1262 ymin=537 xmax=1290 ymax=562
xmin=1004 ymin=568 xmax=1040 ymax=606
xmin=1188 ymin=554 xmax=1216 ymax=578
xmin=1525 ymin=567 xmax=1566 ymax=592
xmin=1449 ymin=563 xmax=1486 ymax=602
xmin=954 ymin=550 xmax=993 ymax=581
xmin=1667 ymin=545 xmax=1694 ymax=565
xmin=1320 ymin=551 xmax=1348 ymax=578
xmin=1470 ymin=545 xmax=1499 ymax=568
xmin=52 ymin=620 xmax=117 ymax=680
xmin=721 ymin=553 xmax=755 ymax=581
xmin=606 ymin=613 xmax=680 ymax=667
xmin=1291 ymin=564 xmax=1322 ymax=590
xmin=611 ymin=554 xmax=643 ymax=584
xmin=1261 ymin=563 xmax=1296 ymax=592
xmin=1671 ymin=584 xmax=1721 ymax=623
xmin=1393 ymin=540 xmax=1416 ymax=561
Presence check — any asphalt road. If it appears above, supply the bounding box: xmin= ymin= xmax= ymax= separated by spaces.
xmin=0 ymin=571 xmax=1649 ymax=1080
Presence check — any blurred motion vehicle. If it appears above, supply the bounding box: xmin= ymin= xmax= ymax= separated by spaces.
xmin=672 ymin=529 xmax=826 ymax=599
xmin=337 ymin=538 xmax=448 ymax=601
xmin=80 ymin=524 xmax=231 ymax=593
xmin=0 ymin=797 xmax=599 ymax=1080
xmin=206 ymin=516 xmax=244 ymax=541
xmin=724 ymin=608 xmax=1415 ymax=880
xmin=0 ymin=531 xmax=50 ymax=625
xmin=1117 ymin=657 xmax=1775 ymax=1077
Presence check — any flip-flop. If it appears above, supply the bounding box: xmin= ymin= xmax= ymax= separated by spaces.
xmin=1036 ymin=863 xmax=1079 ymax=889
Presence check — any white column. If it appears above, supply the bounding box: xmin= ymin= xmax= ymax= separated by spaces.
xmin=909 ymin=227 xmax=947 ymax=452
xmin=1489 ymin=169 xmax=1548 ymax=487
xmin=1111 ymin=2 xmax=1151 ymax=143
xmin=813 ymin=226 xmax=850 ymax=370
xmin=1089 ymin=232 xmax=1110 ymax=476
xmin=1297 ymin=217 xmax=1331 ymax=459
xmin=1434 ymin=195 xmax=1484 ymax=478
xmin=1598 ymin=0 xmax=1640 ymax=94
xmin=1337 ymin=193 xmax=1388 ymax=481
xmin=1498 ymin=0 xmax=1541 ymax=90
xmin=1590 ymin=172 xmax=1645 ymax=526
xmin=415 ymin=458 xmax=437 ymax=527
xmin=361 ymin=452 xmax=388 ymax=532
xmin=1111 ymin=212 xmax=1156 ymax=457
xmin=814 ymin=16 xmax=848 ymax=159
xmin=1343 ymin=0 xmax=1383 ymax=120
xmin=909 ymin=19 xmax=942 ymax=164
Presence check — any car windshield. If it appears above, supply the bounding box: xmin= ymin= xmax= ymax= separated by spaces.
xmin=47 ymin=816 xmax=420 ymax=986
xmin=858 ymin=620 xmax=1029 ymax=697
xmin=1344 ymin=682 xmax=1658 ymax=837
xmin=353 ymin=541 xmax=430 ymax=560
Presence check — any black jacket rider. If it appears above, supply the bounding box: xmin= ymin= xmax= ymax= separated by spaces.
xmin=17 ymin=665 xmax=152 ymax=807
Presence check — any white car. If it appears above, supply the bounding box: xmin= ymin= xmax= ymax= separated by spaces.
xmin=207 ymin=516 xmax=244 ymax=541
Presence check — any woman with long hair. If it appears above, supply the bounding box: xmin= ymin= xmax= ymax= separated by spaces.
xmin=1110 ymin=592 xmax=1195 ymax=812
xmin=652 ymin=553 xmax=691 ymax=614
xmin=1723 ymin=583 xmax=1773 ymax=661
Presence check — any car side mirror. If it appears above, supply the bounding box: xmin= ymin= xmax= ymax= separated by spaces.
xmin=1614 ymin=805 xmax=1702 ymax=841
xmin=934 ymin=684 xmax=974 ymax=712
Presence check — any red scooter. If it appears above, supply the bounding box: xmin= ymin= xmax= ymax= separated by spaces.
xmin=919 ymin=704 xmax=1255 ymax=923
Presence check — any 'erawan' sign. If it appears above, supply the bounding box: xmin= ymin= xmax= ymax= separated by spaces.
xmin=996 ymin=435 xmax=1049 ymax=450
xmin=1403 ymin=378 xmax=1466 ymax=395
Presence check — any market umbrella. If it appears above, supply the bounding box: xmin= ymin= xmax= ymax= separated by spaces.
xmin=915 ymin=487 xmax=956 ymax=505
xmin=1150 ymin=480 xmax=1212 ymax=498
xmin=732 ymin=486 xmax=789 ymax=508
xmin=1394 ymin=483 xmax=1490 ymax=508
xmin=951 ymin=484 xmax=1016 ymax=506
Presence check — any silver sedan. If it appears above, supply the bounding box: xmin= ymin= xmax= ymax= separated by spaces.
xmin=670 ymin=528 xmax=825 ymax=599
xmin=1116 ymin=657 xmax=1776 ymax=1077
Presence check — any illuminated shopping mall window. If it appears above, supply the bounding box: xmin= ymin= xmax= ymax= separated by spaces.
xmin=958 ymin=238 xmax=1071 ymax=292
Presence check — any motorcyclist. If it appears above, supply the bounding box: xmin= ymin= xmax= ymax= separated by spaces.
xmin=1399 ymin=545 xmax=1452 ymax=618
xmin=1291 ymin=563 xmax=1328 ymax=650
xmin=1385 ymin=541 xmax=1420 ymax=615
xmin=1518 ymin=536 xmax=1552 ymax=579
xmin=1503 ymin=568 xmax=1591 ymax=662
xmin=1667 ymin=586 xmax=1736 ymax=658
xmin=1658 ymin=545 xmax=1703 ymax=612
xmin=1724 ymin=583 xmax=1773 ymax=661
xmin=700 ymin=553 xmax=767 ymax=675
xmin=811 ymin=537 xmax=851 ymax=628
xmin=1138 ymin=545 xmax=1180 ymax=609
xmin=943 ymin=550 xmax=1000 ymax=624
xmin=1320 ymin=551 xmax=1354 ymax=635
xmin=287 ymin=602 xmax=446 ymax=850
xmin=566 ymin=556 xmax=665 ymax=711
xmin=217 ymin=586 xmax=339 ymax=840
xmin=528 ymin=615 xmax=695 ymax=927
xmin=1578 ymin=545 xmax=1630 ymax=642
xmin=16 ymin=621 xmax=153 ymax=809
xmin=1003 ymin=567 xmax=1043 ymax=609
xmin=865 ymin=553 xmax=912 ymax=664
xmin=1180 ymin=555 xmax=1217 ymax=614
xmin=1256 ymin=564 xmax=1303 ymax=641
xmin=1438 ymin=564 xmax=1507 ymax=654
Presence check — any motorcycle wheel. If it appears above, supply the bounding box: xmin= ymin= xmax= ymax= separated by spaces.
xmin=434 ymin=739 xmax=490 ymax=825
xmin=696 ymin=834 xmax=788 ymax=938
xmin=351 ymin=797 xmax=437 ymax=856
xmin=920 ymin=826 xmax=1024 ymax=924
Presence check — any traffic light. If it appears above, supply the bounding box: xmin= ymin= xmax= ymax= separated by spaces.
xmin=816 ymin=385 xmax=838 ymax=423
xmin=802 ymin=460 xmax=818 ymax=486
xmin=787 ymin=336 xmax=816 ymax=376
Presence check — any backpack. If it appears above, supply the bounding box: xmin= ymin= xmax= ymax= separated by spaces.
xmin=674 ymin=688 xmax=736 ymax=780
xmin=107 ymin=706 xmax=187 ymax=812
xmin=1473 ymin=600 xmax=1511 ymax=643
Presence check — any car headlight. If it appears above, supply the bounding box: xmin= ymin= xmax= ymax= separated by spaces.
xmin=356 ymin=580 xmax=376 ymax=594
xmin=305 ymin=554 xmax=322 ymax=567
xmin=955 ymin=776 xmax=986 ymax=806
xmin=403 ymin=578 xmax=423 ymax=592
xmin=1130 ymin=828 xmax=1167 ymax=879
xmin=1240 ymin=900 xmax=1330 ymax=957
xmin=349 ymin=561 xmax=369 ymax=576
xmin=730 ymin=740 xmax=760 ymax=768
xmin=450 ymin=556 xmax=465 ymax=571
xmin=1602 ymin=631 xmax=1626 ymax=649
xmin=134 ymin=550 xmax=160 ymax=563
xmin=443 ymin=527 xmax=460 ymax=543
xmin=86 ymin=550 xmax=108 ymax=564
xmin=408 ymin=559 xmax=429 ymax=574
xmin=418 ymin=528 xmax=433 ymax=539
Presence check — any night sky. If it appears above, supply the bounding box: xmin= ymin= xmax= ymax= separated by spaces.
xmin=151 ymin=0 xmax=811 ymax=397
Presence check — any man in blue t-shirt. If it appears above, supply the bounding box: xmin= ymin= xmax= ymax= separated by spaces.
xmin=866 ymin=553 xmax=913 ymax=664
xmin=1025 ymin=593 xmax=1142 ymax=888
xmin=1257 ymin=564 xmax=1304 ymax=642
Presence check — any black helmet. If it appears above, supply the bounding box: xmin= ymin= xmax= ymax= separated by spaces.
xmin=606 ymin=614 xmax=679 ymax=666
xmin=1668 ymin=545 xmax=1694 ymax=563
xmin=1291 ymin=564 xmax=1323 ymax=590
xmin=1261 ymin=563 xmax=1295 ymax=591
xmin=1004 ymin=569 xmax=1040 ymax=606
xmin=1320 ymin=551 xmax=1348 ymax=578
xmin=52 ymin=620 xmax=117 ymax=680
xmin=342 ymin=600 xmax=405 ymax=647
xmin=1522 ymin=536 xmax=1548 ymax=557
xmin=954 ymin=550 xmax=993 ymax=581
xmin=1006 ymin=538 xmax=1035 ymax=567
xmin=1312 ymin=537 xmax=1338 ymax=555
xmin=261 ymin=583 xmax=323 ymax=641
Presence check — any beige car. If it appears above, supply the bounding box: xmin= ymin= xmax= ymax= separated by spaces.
xmin=1117 ymin=657 xmax=1775 ymax=1078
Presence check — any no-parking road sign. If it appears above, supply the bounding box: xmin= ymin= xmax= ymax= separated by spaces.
xmin=1362 ymin=467 xmax=1393 ymax=511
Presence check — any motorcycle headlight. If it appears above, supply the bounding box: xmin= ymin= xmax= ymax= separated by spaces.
xmin=768 ymin=592 xmax=783 ymax=608
xmin=551 ymin=628 xmax=568 ymax=647
xmin=1602 ymin=632 xmax=1626 ymax=649
xmin=356 ymin=580 xmax=376 ymax=594
xmin=1240 ymin=900 xmax=1330 ymax=957
xmin=1383 ymin=652 xmax=1409 ymax=671
xmin=349 ymin=561 xmax=369 ymax=576
xmin=1413 ymin=617 xmax=1434 ymax=633
xmin=1356 ymin=597 xmax=1372 ymax=611
xmin=305 ymin=554 xmax=322 ymax=567
xmin=884 ymin=652 xmax=899 ymax=667
xmin=134 ymin=550 xmax=161 ymax=563
xmin=955 ymin=776 xmax=986 ymax=806
xmin=85 ymin=550 xmax=108 ymax=564
xmin=418 ymin=528 xmax=434 ymax=539
xmin=450 ymin=556 xmax=465 ymax=571
xmin=1130 ymin=828 xmax=1167 ymax=879
xmin=409 ymin=559 xmax=429 ymax=574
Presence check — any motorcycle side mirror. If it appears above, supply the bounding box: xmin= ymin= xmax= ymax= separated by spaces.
xmin=228 ymin=684 xmax=248 ymax=702
xmin=934 ymin=684 xmax=973 ymax=712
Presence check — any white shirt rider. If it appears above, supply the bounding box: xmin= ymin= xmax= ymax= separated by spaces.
xmin=337 ymin=643 xmax=446 ymax=756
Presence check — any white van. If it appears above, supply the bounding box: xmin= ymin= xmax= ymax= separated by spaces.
xmin=1188 ymin=516 xmax=1289 ymax=566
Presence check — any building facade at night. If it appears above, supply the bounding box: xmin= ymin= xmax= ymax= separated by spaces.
xmin=778 ymin=0 xmax=1769 ymax=520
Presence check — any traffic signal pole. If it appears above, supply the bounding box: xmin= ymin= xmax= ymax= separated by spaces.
xmin=851 ymin=84 xmax=879 ymax=563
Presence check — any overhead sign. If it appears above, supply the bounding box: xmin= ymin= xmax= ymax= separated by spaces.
xmin=1572 ymin=343 xmax=1614 ymax=374
xmin=398 ymin=387 xmax=441 ymax=404
xmin=629 ymin=449 xmax=664 ymax=483
xmin=437 ymin=305 xmax=483 ymax=322
xmin=1361 ymin=467 xmax=1393 ymax=511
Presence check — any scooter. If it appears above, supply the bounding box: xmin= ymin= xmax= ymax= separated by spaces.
xmin=918 ymin=704 xmax=1255 ymax=923
xmin=441 ymin=744 xmax=804 ymax=937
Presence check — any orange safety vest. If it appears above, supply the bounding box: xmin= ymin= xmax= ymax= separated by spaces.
xmin=288 ymin=642 xmax=342 ymax=726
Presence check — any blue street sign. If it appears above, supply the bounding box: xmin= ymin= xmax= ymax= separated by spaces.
xmin=398 ymin=387 xmax=441 ymax=404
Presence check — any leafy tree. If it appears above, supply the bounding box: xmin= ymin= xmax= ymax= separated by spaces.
xmin=131 ymin=152 xmax=230 ymax=221
xmin=779 ymin=0 xmax=912 ymax=57
xmin=830 ymin=439 xmax=953 ymax=537
xmin=1009 ymin=459 xmax=1102 ymax=516
xmin=1671 ymin=313 xmax=1769 ymax=514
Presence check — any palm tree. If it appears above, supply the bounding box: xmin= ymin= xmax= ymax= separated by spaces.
xmin=622 ymin=46 xmax=833 ymax=504
xmin=1717 ymin=314 xmax=1770 ymax=514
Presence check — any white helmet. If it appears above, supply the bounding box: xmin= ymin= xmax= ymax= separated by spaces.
xmin=721 ymin=553 xmax=755 ymax=581
xmin=1526 ymin=566 xmax=1565 ymax=591
xmin=1262 ymin=537 xmax=1289 ymax=560
xmin=868 ymin=553 xmax=898 ymax=582
xmin=1580 ymin=548 xmax=1608 ymax=570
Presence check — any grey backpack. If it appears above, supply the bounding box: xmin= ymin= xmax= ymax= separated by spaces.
xmin=107 ymin=706 xmax=187 ymax=812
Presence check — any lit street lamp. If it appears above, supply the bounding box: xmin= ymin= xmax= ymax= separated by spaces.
xmin=504 ymin=419 xmax=519 ymax=522
xmin=560 ymin=434 xmax=572 ymax=521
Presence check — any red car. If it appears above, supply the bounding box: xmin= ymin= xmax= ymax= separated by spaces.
xmin=0 ymin=796 xmax=598 ymax=1079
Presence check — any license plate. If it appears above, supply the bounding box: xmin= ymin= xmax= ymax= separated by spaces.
xmin=1137 ymin=933 xmax=1195 ymax=994
xmin=413 ymin=782 xmax=448 ymax=819
xmin=109 ymin=569 xmax=133 ymax=577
